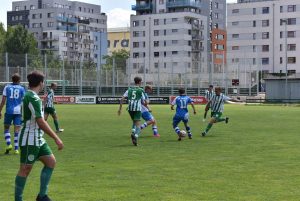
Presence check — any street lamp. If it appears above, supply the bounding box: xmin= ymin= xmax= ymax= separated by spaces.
xmin=281 ymin=19 xmax=288 ymax=101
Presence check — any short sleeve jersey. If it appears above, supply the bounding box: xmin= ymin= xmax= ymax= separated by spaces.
xmin=141 ymin=92 xmax=149 ymax=113
xmin=19 ymin=90 xmax=45 ymax=147
xmin=172 ymin=95 xmax=193 ymax=117
xmin=210 ymin=93 xmax=231 ymax=113
xmin=205 ymin=90 xmax=215 ymax=102
xmin=2 ymin=84 xmax=25 ymax=114
xmin=123 ymin=87 xmax=145 ymax=111
xmin=45 ymin=88 xmax=54 ymax=108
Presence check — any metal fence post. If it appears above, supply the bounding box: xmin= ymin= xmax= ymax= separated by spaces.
xmin=171 ymin=57 xmax=174 ymax=96
xmin=112 ymin=58 xmax=115 ymax=96
xmin=157 ymin=60 xmax=160 ymax=96
xmin=6 ymin=52 xmax=9 ymax=82
xmin=62 ymin=58 xmax=65 ymax=96
xmin=80 ymin=55 xmax=83 ymax=96
xmin=44 ymin=54 xmax=47 ymax=93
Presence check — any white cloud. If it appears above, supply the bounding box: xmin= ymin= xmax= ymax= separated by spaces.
xmin=107 ymin=8 xmax=134 ymax=28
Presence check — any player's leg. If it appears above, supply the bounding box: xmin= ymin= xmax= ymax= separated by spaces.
xmin=151 ymin=118 xmax=160 ymax=137
xmin=202 ymin=115 xmax=217 ymax=137
xmin=184 ymin=121 xmax=192 ymax=139
xmin=173 ymin=116 xmax=184 ymax=140
xmin=140 ymin=112 xmax=149 ymax=130
xmin=4 ymin=113 xmax=13 ymax=154
xmin=51 ymin=110 xmax=63 ymax=133
xmin=13 ymin=114 xmax=22 ymax=154
xmin=36 ymin=144 xmax=55 ymax=201
xmin=44 ymin=110 xmax=49 ymax=121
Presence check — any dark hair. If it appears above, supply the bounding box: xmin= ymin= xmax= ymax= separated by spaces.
xmin=145 ymin=85 xmax=152 ymax=91
xmin=27 ymin=71 xmax=44 ymax=88
xmin=51 ymin=82 xmax=57 ymax=88
xmin=178 ymin=88 xmax=185 ymax=95
xmin=134 ymin=76 xmax=142 ymax=84
xmin=209 ymin=85 xmax=213 ymax=88
xmin=12 ymin=73 xmax=21 ymax=83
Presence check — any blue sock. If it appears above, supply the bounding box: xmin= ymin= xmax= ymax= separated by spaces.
xmin=4 ymin=129 xmax=11 ymax=146
xmin=174 ymin=127 xmax=180 ymax=135
xmin=14 ymin=132 xmax=19 ymax=150
xmin=152 ymin=126 xmax=158 ymax=135
xmin=186 ymin=126 xmax=192 ymax=136
xmin=140 ymin=122 xmax=148 ymax=130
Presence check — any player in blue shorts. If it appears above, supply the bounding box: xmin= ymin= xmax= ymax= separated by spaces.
xmin=171 ymin=88 xmax=196 ymax=141
xmin=0 ymin=73 xmax=25 ymax=154
xmin=140 ymin=85 xmax=160 ymax=137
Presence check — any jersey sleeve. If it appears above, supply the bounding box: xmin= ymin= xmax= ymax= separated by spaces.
xmin=171 ymin=97 xmax=178 ymax=105
xmin=123 ymin=90 xmax=128 ymax=98
xmin=29 ymin=95 xmax=43 ymax=119
xmin=141 ymin=92 xmax=145 ymax=101
xmin=223 ymin=95 xmax=231 ymax=101
xmin=188 ymin=97 xmax=194 ymax=103
xmin=2 ymin=86 xmax=7 ymax=96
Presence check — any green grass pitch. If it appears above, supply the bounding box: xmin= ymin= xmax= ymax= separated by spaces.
xmin=1 ymin=104 xmax=300 ymax=201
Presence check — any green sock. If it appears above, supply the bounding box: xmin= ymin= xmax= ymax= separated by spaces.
xmin=217 ymin=118 xmax=226 ymax=122
xmin=39 ymin=166 xmax=54 ymax=197
xmin=205 ymin=123 xmax=213 ymax=133
xmin=54 ymin=120 xmax=59 ymax=131
xmin=15 ymin=175 xmax=27 ymax=201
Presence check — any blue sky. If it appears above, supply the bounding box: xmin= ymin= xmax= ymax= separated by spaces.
xmin=1 ymin=0 xmax=237 ymax=29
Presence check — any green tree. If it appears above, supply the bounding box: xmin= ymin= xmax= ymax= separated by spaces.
xmin=102 ymin=49 xmax=130 ymax=70
xmin=0 ymin=23 xmax=5 ymax=53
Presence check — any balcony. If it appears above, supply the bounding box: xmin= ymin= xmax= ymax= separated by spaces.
xmin=68 ymin=17 xmax=78 ymax=23
xmin=39 ymin=36 xmax=59 ymax=41
xmin=192 ymin=35 xmax=204 ymax=41
xmin=56 ymin=16 xmax=68 ymax=22
xmin=67 ymin=26 xmax=78 ymax=32
xmin=166 ymin=0 xmax=201 ymax=9
xmin=57 ymin=25 xmax=68 ymax=31
xmin=132 ymin=3 xmax=153 ymax=11
xmin=78 ymin=19 xmax=90 ymax=24
xmin=191 ymin=46 xmax=204 ymax=52
xmin=41 ymin=46 xmax=59 ymax=51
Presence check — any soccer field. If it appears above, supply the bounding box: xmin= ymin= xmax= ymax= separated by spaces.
xmin=1 ymin=104 xmax=300 ymax=201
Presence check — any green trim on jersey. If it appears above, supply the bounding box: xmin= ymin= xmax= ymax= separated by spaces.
xmin=19 ymin=90 xmax=45 ymax=147
xmin=127 ymin=87 xmax=144 ymax=111
xmin=45 ymin=88 xmax=54 ymax=108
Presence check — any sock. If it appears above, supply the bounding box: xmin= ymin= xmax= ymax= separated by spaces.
xmin=39 ymin=166 xmax=54 ymax=197
xmin=131 ymin=124 xmax=136 ymax=134
xmin=135 ymin=127 xmax=141 ymax=137
xmin=217 ymin=118 xmax=226 ymax=122
xmin=14 ymin=132 xmax=19 ymax=150
xmin=152 ymin=126 xmax=158 ymax=135
xmin=15 ymin=175 xmax=27 ymax=201
xmin=174 ymin=127 xmax=180 ymax=135
xmin=140 ymin=122 xmax=148 ymax=130
xmin=186 ymin=126 xmax=192 ymax=136
xmin=4 ymin=129 xmax=11 ymax=146
xmin=205 ymin=123 xmax=213 ymax=133
xmin=54 ymin=120 xmax=59 ymax=131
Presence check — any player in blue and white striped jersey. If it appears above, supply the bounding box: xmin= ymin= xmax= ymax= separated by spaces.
xmin=202 ymin=87 xmax=239 ymax=136
xmin=0 ymin=73 xmax=25 ymax=154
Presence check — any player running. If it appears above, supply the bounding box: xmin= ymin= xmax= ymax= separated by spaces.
xmin=201 ymin=86 xmax=240 ymax=136
xmin=203 ymin=85 xmax=214 ymax=121
xmin=0 ymin=73 xmax=25 ymax=154
xmin=118 ymin=77 xmax=146 ymax=146
xmin=140 ymin=85 xmax=160 ymax=137
xmin=171 ymin=88 xmax=196 ymax=141
xmin=44 ymin=83 xmax=64 ymax=133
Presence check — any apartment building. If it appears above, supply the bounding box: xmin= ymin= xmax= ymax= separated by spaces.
xmin=7 ymin=0 xmax=107 ymax=65
xmin=130 ymin=0 xmax=226 ymax=85
xmin=227 ymin=0 xmax=300 ymax=74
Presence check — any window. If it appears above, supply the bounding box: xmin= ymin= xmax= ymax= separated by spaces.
xmin=262 ymin=32 xmax=269 ymax=39
xmin=262 ymin=58 xmax=269 ymax=65
xmin=172 ymin=51 xmax=178 ymax=55
xmin=280 ymin=31 xmax=283 ymax=38
xmin=15 ymin=6 xmax=20 ymax=11
xmin=48 ymin=13 xmax=53 ymax=18
xmin=288 ymin=44 xmax=296 ymax=51
xmin=133 ymin=31 xmax=139 ymax=37
xmin=287 ymin=31 xmax=296 ymax=38
xmin=79 ymin=7 xmax=81 ymax=11
xmin=262 ymin=7 xmax=269 ymax=14
xmin=280 ymin=57 xmax=283 ymax=64
xmin=172 ymin=40 xmax=178 ymax=45
xmin=232 ymin=21 xmax=239 ymax=26
xmin=253 ymin=21 xmax=256 ymax=27
xmin=154 ymin=63 xmax=159 ymax=68
xmin=232 ymin=34 xmax=239 ymax=39
xmin=262 ymin=45 xmax=269 ymax=52
xmin=253 ymin=8 xmax=256 ymax=15
xmin=133 ymin=21 xmax=139 ymax=27
xmin=214 ymin=23 xmax=219 ymax=29
xmin=154 ymin=19 xmax=159 ymax=25
xmin=47 ymin=22 xmax=53 ymax=27
xmin=154 ymin=41 xmax=159 ymax=47
xmin=253 ymin=58 xmax=256 ymax=65
xmin=253 ymin=45 xmax=256 ymax=52
xmin=172 ymin=29 xmax=178 ymax=33
xmin=280 ymin=6 xmax=283 ymax=13
xmin=19 ymin=16 xmax=23 ymax=20
xmin=232 ymin=46 xmax=239 ymax=50
xmin=172 ymin=18 xmax=178 ymax=22
xmin=253 ymin=33 xmax=256 ymax=40
xmin=232 ymin=9 xmax=239 ymax=14
xmin=32 ymin=14 xmax=36 ymax=19
xmin=288 ymin=5 xmax=296 ymax=12
xmin=215 ymin=2 xmax=219 ymax=9
xmin=215 ymin=13 xmax=219 ymax=19
xmin=288 ymin=57 xmax=296 ymax=64
xmin=154 ymin=52 xmax=159 ymax=57
xmin=288 ymin=18 xmax=296 ymax=25
xmin=262 ymin=20 xmax=269 ymax=27
xmin=154 ymin=30 xmax=159 ymax=36
xmin=159 ymin=9 xmax=165 ymax=13
xmin=133 ymin=42 xmax=139 ymax=48
xmin=30 ymin=5 xmax=35 ymax=10
xmin=159 ymin=0 xmax=164 ymax=4
xmin=280 ymin=44 xmax=282 ymax=51
xmin=133 ymin=53 xmax=139 ymax=58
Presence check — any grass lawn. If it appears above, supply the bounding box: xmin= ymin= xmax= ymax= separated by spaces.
xmin=1 ymin=104 xmax=300 ymax=201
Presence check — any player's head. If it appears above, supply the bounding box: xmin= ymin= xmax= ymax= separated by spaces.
xmin=144 ymin=85 xmax=152 ymax=93
xmin=134 ymin=76 xmax=142 ymax=86
xmin=208 ymin=85 xmax=213 ymax=91
xmin=215 ymin=86 xmax=222 ymax=95
xmin=51 ymin=82 xmax=57 ymax=89
xmin=27 ymin=71 xmax=44 ymax=90
xmin=178 ymin=88 xmax=185 ymax=95
xmin=12 ymin=73 xmax=21 ymax=84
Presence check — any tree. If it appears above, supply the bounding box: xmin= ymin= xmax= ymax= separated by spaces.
xmin=102 ymin=49 xmax=130 ymax=70
xmin=0 ymin=23 xmax=5 ymax=53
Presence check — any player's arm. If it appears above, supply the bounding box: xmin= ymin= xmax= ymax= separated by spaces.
xmin=36 ymin=118 xmax=64 ymax=150
xmin=0 ymin=95 xmax=6 ymax=119
xmin=118 ymin=90 xmax=128 ymax=116
xmin=190 ymin=102 xmax=196 ymax=115
xmin=170 ymin=97 xmax=176 ymax=110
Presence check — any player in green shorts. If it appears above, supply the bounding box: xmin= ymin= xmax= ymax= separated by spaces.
xmin=44 ymin=83 xmax=64 ymax=133
xmin=118 ymin=76 xmax=147 ymax=146
xmin=15 ymin=71 xmax=64 ymax=201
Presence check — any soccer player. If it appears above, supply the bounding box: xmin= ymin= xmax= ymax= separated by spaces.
xmin=203 ymin=85 xmax=214 ymax=121
xmin=140 ymin=85 xmax=160 ymax=137
xmin=0 ymin=73 xmax=25 ymax=154
xmin=44 ymin=82 xmax=64 ymax=133
xmin=171 ymin=88 xmax=196 ymax=141
xmin=15 ymin=71 xmax=64 ymax=201
xmin=118 ymin=77 xmax=146 ymax=146
xmin=201 ymin=86 xmax=239 ymax=137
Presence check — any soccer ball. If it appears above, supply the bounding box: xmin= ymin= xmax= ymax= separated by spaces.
xmin=180 ymin=130 xmax=187 ymax=137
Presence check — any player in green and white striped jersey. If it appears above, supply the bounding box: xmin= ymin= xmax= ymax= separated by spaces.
xmin=44 ymin=83 xmax=64 ymax=133
xmin=202 ymin=87 xmax=239 ymax=136
xmin=203 ymin=85 xmax=215 ymax=121
xmin=118 ymin=76 xmax=146 ymax=146
xmin=15 ymin=71 xmax=64 ymax=201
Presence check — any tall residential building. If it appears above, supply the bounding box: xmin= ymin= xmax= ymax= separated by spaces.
xmin=7 ymin=0 xmax=107 ymax=65
xmin=130 ymin=0 xmax=226 ymax=85
xmin=227 ymin=0 xmax=300 ymax=74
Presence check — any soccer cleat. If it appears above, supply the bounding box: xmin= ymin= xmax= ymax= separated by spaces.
xmin=153 ymin=134 xmax=160 ymax=138
xmin=36 ymin=195 xmax=52 ymax=201
xmin=188 ymin=134 xmax=192 ymax=139
xmin=14 ymin=150 xmax=19 ymax=155
xmin=56 ymin=128 xmax=64 ymax=133
xmin=131 ymin=134 xmax=138 ymax=146
xmin=4 ymin=144 xmax=13 ymax=154
xmin=225 ymin=117 xmax=229 ymax=124
xmin=201 ymin=131 xmax=207 ymax=137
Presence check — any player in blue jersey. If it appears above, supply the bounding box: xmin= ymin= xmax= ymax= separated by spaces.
xmin=171 ymin=88 xmax=196 ymax=141
xmin=140 ymin=85 xmax=160 ymax=137
xmin=0 ymin=73 xmax=25 ymax=154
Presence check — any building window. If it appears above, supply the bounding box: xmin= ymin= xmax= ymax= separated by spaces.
xmin=133 ymin=21 xmax=139 ymax=27
xmin=287 ymin=31 xmax=296 ymax=38
xmin=215 ymin=2 xmax=219 ymax=9
xmin=280 ymin=44 xmax=282 ymax=51
xmin=154 ymin=63 xmax=159 ymax=68
xmin=172 ymin=51 xmax=178 ymax=55
xmin=262 ymin=32 xmax=269 ymax=39
xmin=287 ymin=18 xmax=296 ymax=25
xmin=48 ymin=13 xmax=53 ymax=18
xmin=159 ymin=0 xmax=164 ymax=4
xmin=280 ymin=57 xmax=283 ymax=64
xmin=15 ymin=6 xmax=20 ymax=11
xmin=154 ymin=19 xmax=159 ymax=25
xmin=154 ymin=52 xmax=159 ymax=57
xmin=232 ymin=34 xmax=239 ymax=39
xmin=262 ymin=7 xmax=269 ymax=14
xmin=262 ymin=45 xmax=269 ymax=52
xmin=214 ymin=13 xmax=219 ymax=19
xmin=288 ymin=44 xmax=296 ymax=51
xmin=172 ymin=18 xmax=178 ymax=22
xmin=232 ymin=9 xmax=239 ymax=14
xmin=47 ymin=22 xmax=53 ymax=27
xmin=172 ymin=40 xmax=178 ymax=45
xmin=172 ymin=29 xmax=178 ymax=33
xmin=288 ymin=57 xmax=296 ymax=64
xmin=232 ymin=46 xmax=239 ymax=50
xmin=32 ymin=14 xmax=36 ymax=19
xmin=159 ymin=9 xmax=165 ymax=13
xmin=253 ymin=21 xmax=256 ymax=27
xmin=154 ymin=41 xmax=159 ymax=47
xmin=154 ymin=30 xmax=159 ymax=36
xmin=280 ymin=6 xmax=283 ymax=13
xmin=253 ymin=33 xmax=256 ymax=40
xmin=288 ymin=5 xmax=296 ymax=12
xmin=253 ymin=8 xmax=256 ymax=15
xmin=253 ymin=45 xmax=256 ymax=52
xmin=262 ymin=20 xmax=269 ymax=27
xmin=30 ymin=5 xmax=35 ymax=10
xmin=133 ymin=53 xmax=139 ymax=58
xmin=262 ymin=58 xmax=269 ymax=65
xmin=253 ymin=58 xmax=256 ymax=65
xmin=232 ymin=21 xmax=239 ymax=26
xmin=133 ymin=42 xmax=139 ymax=48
